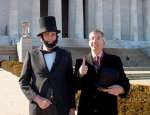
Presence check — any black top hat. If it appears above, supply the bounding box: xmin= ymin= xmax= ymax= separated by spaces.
xmin=37 ymin=16 xmax=60 ymax=36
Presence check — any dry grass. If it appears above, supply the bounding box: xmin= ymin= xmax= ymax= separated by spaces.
xmin=1 ymin=61 xmax=22 ymax=77
xmin=118 ymin=84 xmax=150 ymax=115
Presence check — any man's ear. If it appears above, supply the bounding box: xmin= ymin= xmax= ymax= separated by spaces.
xmin=102 ymin=37 xmax=106 ymax=47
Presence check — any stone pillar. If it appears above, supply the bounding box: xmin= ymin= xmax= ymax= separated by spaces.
xmin=68 ymin=0 xmax=84 ymax=39
xmin=137 ymin=0 xmax=143 ymax=41
xmin=120 ymin=0 xmax=130 ymax=40
xmin=87 ymin=0 xmax=96 ymax=34
xmin=8 ymin=0 xmax=18 ymax=38
xmin=95 ymin=0 xmax=103 ymax=31
xmin=48 ymin=0 xmax=62 ymax=37
xmin=130 ymin=0 xmax=138 ymax=41
xmin=102 ymin=0 xmax=113 ymax=40
xmin=144 ymin=0 xmax=150 ymax=41
xmin=113 ymin=0 xmax=121 ymax=40
xmin=31 ymin=0 xmax=40 ymax=37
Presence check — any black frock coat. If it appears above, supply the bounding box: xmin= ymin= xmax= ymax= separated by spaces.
xmin=74 ymin=52 xmax=130 ymax=115
xmin=19 ymin=47 xmax=75 ymax=115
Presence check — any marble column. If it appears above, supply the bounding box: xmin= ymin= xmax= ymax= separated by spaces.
xmin=137 ymin=0 xmax=143 ymax=41
xmin=95 ymin=0 xmax=103 ymax=31
xmin=68 ymin=0 xmax=84 ymax=39
xmin=130 ymin=0 xmax=138 ymax=41
xmin=87 ymin=0 xmax=96 ymax=34
xmin=144 ymin=0 xmax=150 ymax=41
xmin=31 ymin=0 xmax=40 ymax=37
xmin=8 ymin=0 xmax=18 ymax=37
xmin=48 ymin=0 xmax=62 ymax=37
xmin=113 ymin=0 xmax=121 ymax=40
xmin=120 ymin=0 xmax=130 ymax=40
xmin=102 ymin=0 xmax=113 ymax=40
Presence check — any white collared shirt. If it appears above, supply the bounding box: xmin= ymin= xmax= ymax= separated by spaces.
xmin=44 ymin=52 xmax=56 ymax=71
xmin=91 ymin=51 xmax=103 ymax=59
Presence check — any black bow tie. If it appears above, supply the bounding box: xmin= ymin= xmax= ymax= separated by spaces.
xmin=41 ymin=47 xmax=57 ymax=54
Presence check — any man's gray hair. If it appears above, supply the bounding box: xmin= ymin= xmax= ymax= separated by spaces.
xmin=90 ymin=29 xmax=104 ymax=37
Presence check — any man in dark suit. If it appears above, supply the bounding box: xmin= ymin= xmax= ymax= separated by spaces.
xmin=74 ymin=30 xmax=130 ymax=115
xmin=19 ymin=16 xmax=75 ymax=115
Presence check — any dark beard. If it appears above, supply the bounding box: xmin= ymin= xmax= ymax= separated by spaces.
xmin=43 ymin=38 xmax=58 ymax=48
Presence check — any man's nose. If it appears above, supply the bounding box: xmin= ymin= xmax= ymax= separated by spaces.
xmin=49 ymin=36 xmax=56 ymax=40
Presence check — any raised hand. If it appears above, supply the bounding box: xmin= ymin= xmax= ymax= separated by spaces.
xmin=68 ymin=108 xmax=75 ymax=115
xmin=79 ymin=56 xmax=88 ymax=76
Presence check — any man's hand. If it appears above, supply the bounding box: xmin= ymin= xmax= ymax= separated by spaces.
xmin=33 ymin=95 xmax=52 ymax=109
xmin=102 ymin=85 xmax=124 ymax=96
xmin=68 ymin=108 xmax=75 ymax=115
xmin=79 ymin=57 xmax=88 ymax=76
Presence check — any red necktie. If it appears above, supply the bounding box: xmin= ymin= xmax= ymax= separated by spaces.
xmin=94 ymin=56 xmax=100 ymax=67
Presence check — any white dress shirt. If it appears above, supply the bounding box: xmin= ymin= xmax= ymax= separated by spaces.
xmin=44 ymin=52 xmax=56 ymax=71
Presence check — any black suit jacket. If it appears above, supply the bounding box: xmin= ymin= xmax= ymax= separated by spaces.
xmin=19 ymin=47 xmax=75 ymax=115
xmin=74 ymin=52 xmax=130 ymax=115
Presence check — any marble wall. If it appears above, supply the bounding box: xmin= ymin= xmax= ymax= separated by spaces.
xmin=0 ymin=0 xmax=9 ymax=35
xmin=0 ymin=0 xmax=150 ymax=47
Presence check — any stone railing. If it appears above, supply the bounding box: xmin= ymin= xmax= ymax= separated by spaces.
xmin=0 ymin=45 xmax=17 ymax=60
xmin=124 ymin=67 xmax=150 ymax=80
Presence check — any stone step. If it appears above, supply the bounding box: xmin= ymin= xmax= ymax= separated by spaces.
xmin=124 ymin=67 xmax=150 ymax=80
xmin=124 ymin=67 xmax=150 ymax=71
xmin=141 ymin=47 xmax=150 ymax=57
xmin=105 ymin=48 xmax=150 ymax=67
xmin=69 ymin=48 xmax=150 ymax=67
xmin=127 ymin=74 xmax=150 ymax=80
xmin=0 ymin=45 xmax=17 ymax=55
xmin=0 ymin=45 xmax=17 ymax=60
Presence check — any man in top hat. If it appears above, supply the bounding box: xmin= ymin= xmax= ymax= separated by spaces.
xmin=19 ymin=16 xmax=75 ymax=115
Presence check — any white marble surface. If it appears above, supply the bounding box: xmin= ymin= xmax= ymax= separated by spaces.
xmin=0 ymin=68 xmax=29 ymax=115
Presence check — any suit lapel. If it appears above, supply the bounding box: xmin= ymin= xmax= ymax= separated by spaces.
xmin=34 ymin=48 xmax=50 ymax=73
xmin=50 ymin=47 xmax=62 ymax=73
xmin=100 ymin=52 xmax=107 ymax=67
xmin=86 ymin=53 xmax=94 ymax=66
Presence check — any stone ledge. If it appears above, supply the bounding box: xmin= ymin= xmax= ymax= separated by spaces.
xmin=32 ymin=38 xmax=150 ymax=48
